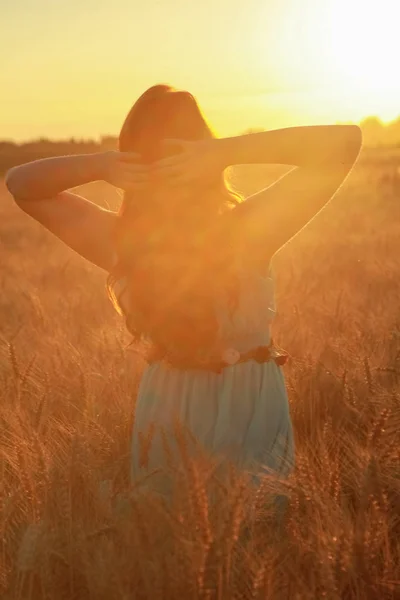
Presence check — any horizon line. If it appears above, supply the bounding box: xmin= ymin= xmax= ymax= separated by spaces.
xmin=1 ymin=113 xmax=399 ymax=147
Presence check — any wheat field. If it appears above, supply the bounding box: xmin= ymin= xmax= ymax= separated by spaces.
xmin=0 ymin=151 xmax=399 ymax=599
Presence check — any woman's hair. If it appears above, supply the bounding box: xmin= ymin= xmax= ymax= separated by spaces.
xmin=107 ymin=84 xmax=242 ymax=366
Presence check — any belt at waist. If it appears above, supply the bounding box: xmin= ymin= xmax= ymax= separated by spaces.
xmin=148 ymin=339 xmax=289 ymax=374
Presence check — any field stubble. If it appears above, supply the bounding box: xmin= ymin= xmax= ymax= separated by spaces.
xmin=0 ymin=154 xmax=399 ymax=599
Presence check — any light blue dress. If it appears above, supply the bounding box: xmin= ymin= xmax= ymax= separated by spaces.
xmin=116 ymin=263 xmax=294 ymax=493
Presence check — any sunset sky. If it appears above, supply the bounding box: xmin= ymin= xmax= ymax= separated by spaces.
xmin=2 ymin=0 xmax=399 ymax=142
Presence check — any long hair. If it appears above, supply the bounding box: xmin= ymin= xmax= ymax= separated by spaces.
xmin=107 ymin=84 xmax=242 ymax=366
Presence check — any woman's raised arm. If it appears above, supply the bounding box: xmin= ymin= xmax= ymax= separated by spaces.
xmin=155 ymin=125 xmax=362 ymax=263
xmin=219 ymin=125 xmax=362 ymax=170
xmin=221 ymin=125 xmax=363 ymax=261
xmin=5 ymin=152 xmax=148 ymax=271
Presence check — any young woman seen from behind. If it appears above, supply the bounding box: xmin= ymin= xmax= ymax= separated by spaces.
xmin=5 ymin=84 xmax=362 ymax=495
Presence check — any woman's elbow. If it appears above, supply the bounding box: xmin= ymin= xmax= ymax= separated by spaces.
xmin=5 ymin=167 xmax=28 ymax=204
xmin=321 ymin=125 xmax=362 ymax=167
xmin=342 ymin=125 xmax=362 ymax=163
xmin=5 ymin=167 xmax=18 ymax=196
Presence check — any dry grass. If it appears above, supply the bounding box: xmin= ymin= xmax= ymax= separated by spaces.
xmin=0 ymin=152 xmax=399 ymax=599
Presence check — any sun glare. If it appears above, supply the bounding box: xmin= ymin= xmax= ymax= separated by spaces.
xmin=318 ymin=0 xmax=400 ymax=120
xmin=267 ymin=0 xmax=400 ymax=124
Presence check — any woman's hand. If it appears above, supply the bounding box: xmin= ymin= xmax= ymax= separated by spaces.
xmin=101 ymin=151 xmax=150 ymax=192
xmin=152 ymin=138 xmax=226 ymax=186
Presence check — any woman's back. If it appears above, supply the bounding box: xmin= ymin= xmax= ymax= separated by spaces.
xmin=216 ymin=264 xmax=276 ymax=352
xmin=124 ymin=263 xmax=294 ymax=492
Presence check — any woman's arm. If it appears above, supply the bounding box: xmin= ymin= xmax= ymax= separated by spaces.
xmin=5 ymin=152 xmax=148 ymax=271
xmin=220 ymin=125 xmax=363 ymax=263
xmin=5 ymin=153 xmax=105 ymax=202
xmin=155 ymin=125 xmax=362 ymax=264
xmin=218 ymin=125 xmax=362 ymax=169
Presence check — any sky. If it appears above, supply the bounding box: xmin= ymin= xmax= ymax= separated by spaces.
xmin=1 ymin=0 xmax=400 ymax=141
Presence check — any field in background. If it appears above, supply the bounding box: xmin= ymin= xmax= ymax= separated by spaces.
xmin=0 ymin=149 xmax=399 ymax=599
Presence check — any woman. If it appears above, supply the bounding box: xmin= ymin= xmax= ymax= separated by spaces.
xmin=5 ymin=84 xmax=362 ymax=492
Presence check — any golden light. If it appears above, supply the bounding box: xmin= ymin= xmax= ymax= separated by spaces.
xmin=316 ymin=0 xmax=400 ymax=121
xmin=261 ymin=0 xmax=400 ymax=124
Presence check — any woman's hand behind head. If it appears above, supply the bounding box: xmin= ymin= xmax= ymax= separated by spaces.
xmin=152 ymin=138 xmax=226 ymax=188
xmin=102 ymin=151 xmax=151 ymax=192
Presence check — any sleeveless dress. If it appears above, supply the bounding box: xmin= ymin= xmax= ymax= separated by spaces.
xmin=115 ymin=263 xmax=294 ymax=493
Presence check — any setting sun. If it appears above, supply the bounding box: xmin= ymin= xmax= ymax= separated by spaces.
xmin=310 ymin=0 xmax=400 ymax=122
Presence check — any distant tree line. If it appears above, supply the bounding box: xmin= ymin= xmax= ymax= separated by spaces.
xmin=243 ymin=117 xmax=400 ymax=148
xmin=1 ymin=117 xmax=400 ymax=176
xmin=357 ymin=116 xmax=400 ymax=147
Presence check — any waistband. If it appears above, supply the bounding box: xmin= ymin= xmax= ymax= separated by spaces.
xmin=149 ymin=340 xmax=289 ymax=374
